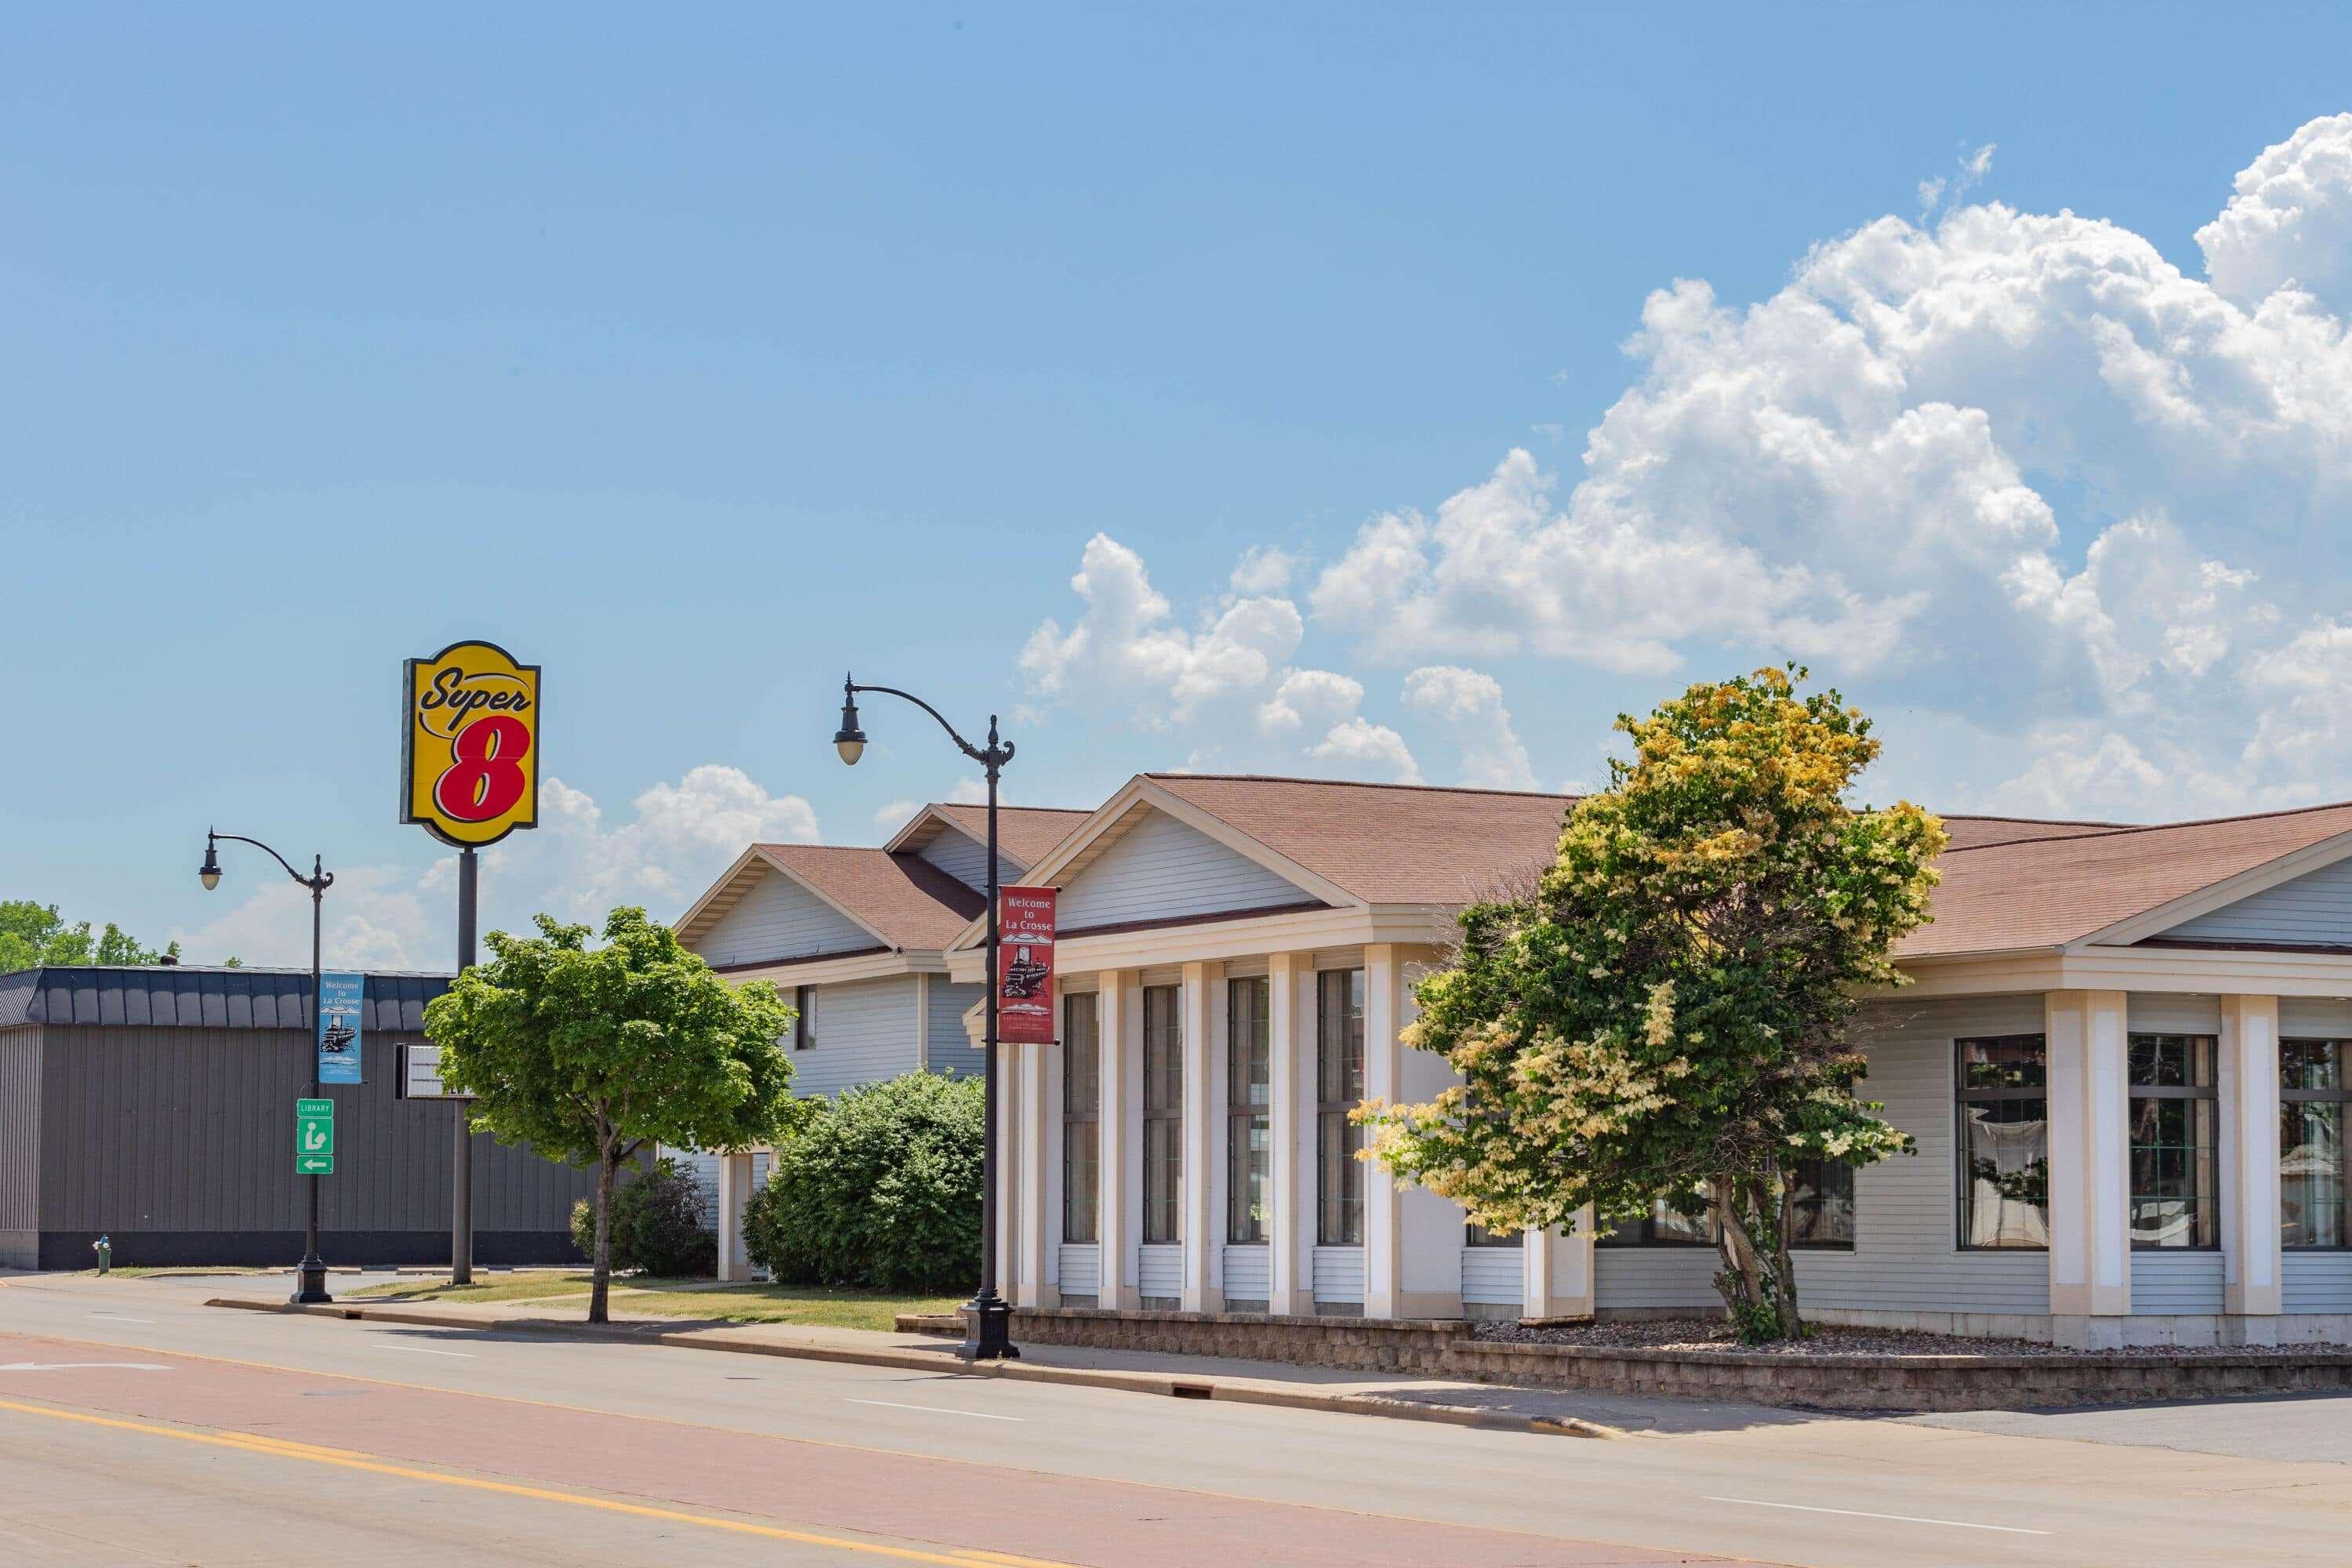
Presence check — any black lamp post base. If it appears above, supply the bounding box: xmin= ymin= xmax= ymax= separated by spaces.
xmin=960 ymin=1294 xmax=1019 ymax=1360
xmin=289 ymin=1261 xmax=333 ymax=1305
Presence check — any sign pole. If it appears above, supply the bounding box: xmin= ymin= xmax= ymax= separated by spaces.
xmin=452 ymin=845 xmax=477 ymax=1286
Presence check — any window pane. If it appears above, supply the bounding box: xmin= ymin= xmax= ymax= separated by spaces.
xmin=1143 ymin=1118 xmax=1181 ymax=1244
xmin=1960 ymin=1098 xmax=2049 ymax=1247
xmin=2130 ymin=1087 xmax=2216 ymax=1248
xmin=1316 ymin=969 xmax=1365 ymax=1247
xmin=1229 ymin=979 xmax=1270 ymax=1109
xmin=1595 ymin=1197 xmax=1715 ymax=1246
xmin=1316 ymin=1110 xmax=1363 ymax=1244
xmin=1959 ymin=1035 xmax=2045 ymax=1091
xmin=2284 ymin=1101 xmax=2349 ymax=1249
xmin=1142 ymin=985 xmax=1182 ymax=1243
xmin=1465 ymin=1221 xmax=1523 ymax=1247
xmin=1064 ymin=1120 xmax=1099 ymax=1244
xmin=2130 ymin=1033 xmax=2215 ymax=1091
xmin=1062 ymin=993 xmax=1099 ymax=1245
xmin=2285 ymin=1039 xmax=2351 ymax=1094
xmin=1790 ymin=1157 xmax=1854 ymax=1247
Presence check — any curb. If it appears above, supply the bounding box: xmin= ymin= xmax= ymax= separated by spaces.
xmin=204 ymin=1297 xmax=1617 ymax=1439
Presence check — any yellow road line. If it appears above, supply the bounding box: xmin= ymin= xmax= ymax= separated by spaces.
xmin=0 ymin=1395 xmax=1080 ymax=1568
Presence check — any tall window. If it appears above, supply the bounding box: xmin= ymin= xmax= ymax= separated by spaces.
xmin=1063 ymin=993 xmax=1100 ymax=1245
xmin=2129 ymin=1033 xmax=2217 ymax=1250
xmin=793 ymin=985 xmax=818 ymax=1051
xmin=1228 ymin=977 xmax=1272 ymax=1244
xmin=1142 ymin=984 xmax=1183 ymax=1245
xmin=1788 ymin=1157 xmax=1855 ymax=1249
xmin=1316 ymin=968 xmax=1366 ymax=1245
xmin=2285 ymin=1039 xmax=2352 ymax=1249
xmin=1958 ymin=1035 xmax=2048 ymax=1248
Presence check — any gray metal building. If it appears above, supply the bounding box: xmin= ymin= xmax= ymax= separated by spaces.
xmin=0 ymin=964 xmax=595 ymax=1270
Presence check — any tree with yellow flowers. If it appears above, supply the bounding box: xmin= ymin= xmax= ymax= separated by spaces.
xmin=1359 ymin=667 xmax=1946 ymax=1341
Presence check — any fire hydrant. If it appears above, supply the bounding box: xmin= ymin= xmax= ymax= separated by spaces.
xmin=93 ymin=1236 xmax=111 ymax=1275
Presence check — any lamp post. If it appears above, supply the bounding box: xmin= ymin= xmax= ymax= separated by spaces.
xmin=200 ymin=829 xmax=336 ymax=1305
xmin=833 ymin=673 xmax=1019 ymax=1360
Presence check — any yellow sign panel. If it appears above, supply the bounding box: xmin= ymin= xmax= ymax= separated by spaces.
xmin=401 ymin=641 xmax=542 ymax=848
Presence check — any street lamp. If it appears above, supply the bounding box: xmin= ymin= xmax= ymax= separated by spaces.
xmin=200 ymin=828 xmax=336 ymax=1305
xmin=833 ymin=673 xmax=1018 ymax=1360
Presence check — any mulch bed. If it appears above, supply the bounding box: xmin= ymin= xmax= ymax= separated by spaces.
xmin=1475 ymin=1316 xmax=2352 ymax=1359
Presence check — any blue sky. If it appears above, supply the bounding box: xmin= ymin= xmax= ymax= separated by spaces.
xmin=11 ymin=5 xmax=2352 ymax=967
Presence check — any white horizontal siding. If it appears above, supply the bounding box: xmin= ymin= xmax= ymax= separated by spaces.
xmin=1595 ymin=1247 xmax=1719 ymax=1310
xmin=916 ymin=830 xmax=1022 ymax=895
xmin=2162 ymin=856 xmax=2352 ymax=947
xmin=1312 ymin=1245 xmax=1365 ymax=1304
xmin=662 ymin=1146 xmax=767 ymax=1234
xmin=929 ymin=980 xmax=986 ymax=1078
xmin=2131 ymin=1250 xmax=2224 ymax=1314
xmin=695 ymin=866 xmax=871 ymax=967
xmin=1460 ymin=1246 xmax=1525 ymax=1305
xmin=1222 ymin=1245 xmax=1270 ymax=1304
xmin=793 ymin=975 xmax=923 ymax=1098
xmin=1057 ymin=810 xmax=1312 ymax=931
xmin=1138 ymin=1243 xmax=1182 ymax=1300
xmin=1058 ymin=1243 xmax=1101 ymax=1298
xmin=2284 ymin=1253 xmax=2352 ymax=1312
xmin=1792 ymin=994 xmax=2053 ymax=1316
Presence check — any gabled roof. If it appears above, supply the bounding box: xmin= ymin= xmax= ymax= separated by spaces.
xmin=751 ymin=844 xmax=985 ymax=950
xmin=0 ymin=966 xmax=450 ymax=1031
xmin=1897 ymin=800 xmax=2352 ymax=959
xmin=880 ymin=802 xmax=1092 ymax=869
xmin=671 ymin=842 xmax=985 ymax=955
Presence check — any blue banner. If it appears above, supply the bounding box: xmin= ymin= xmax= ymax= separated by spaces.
xmin=317 ymin=971 xmax=365 ymax=1084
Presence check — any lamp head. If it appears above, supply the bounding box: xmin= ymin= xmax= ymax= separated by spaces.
xmin=198 ymin=835 xmax=222 ymax=892
xmin=833 ymin=675 xmax=866 ymax=766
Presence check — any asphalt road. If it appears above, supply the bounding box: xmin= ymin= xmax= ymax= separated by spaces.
xmin=3 ymin=1272 xmax=2350 ymax=1566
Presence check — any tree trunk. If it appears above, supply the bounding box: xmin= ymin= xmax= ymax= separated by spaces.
xmin=590 ymin=1149 xmax=617 ymax=1325
xmin=1708 ymin=1173 xmax=1803 ymax=1341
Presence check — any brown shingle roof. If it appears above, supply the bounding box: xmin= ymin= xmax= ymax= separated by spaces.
xmin=927 ymin=804 xmax=1092 ymax=868
xmin=750 ymin=844 xmax=985 ymax=952
xmin=1897 ymin=800 xmax=2352 ymax=958
xmin=1145 ymin=774 xmax=2147 ymax=916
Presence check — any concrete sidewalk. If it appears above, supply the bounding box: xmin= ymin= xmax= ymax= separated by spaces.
xmin=202 ymin=1285 xmax=1784 ymax=1438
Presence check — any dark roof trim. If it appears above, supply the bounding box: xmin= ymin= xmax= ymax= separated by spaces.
xmin=0 ymin=967 xmax=452 ymax=1031
xmin=706 ymin=945 xmax=894 ymax=976
xmin=2131 ymin=937 xmax=2352 ymax=957
xmin=1055 ymin=901 xmax=1335 ymax=944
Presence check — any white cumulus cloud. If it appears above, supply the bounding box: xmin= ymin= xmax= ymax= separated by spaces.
xmin=1403 ymin=666 xmax=1538 ymax=790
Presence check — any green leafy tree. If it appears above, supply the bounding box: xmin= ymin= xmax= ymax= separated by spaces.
xmin=1360 ymin=667 xmax=1947 ymax=1341
xmin=423 ymin=906 xmax=797 ymax=1323
xmin=0 ymin=901 xmax=180 ymax=969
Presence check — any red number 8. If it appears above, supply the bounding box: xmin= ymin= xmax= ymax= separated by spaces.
xmin=434 ymin=716 xmax=532 ymax=822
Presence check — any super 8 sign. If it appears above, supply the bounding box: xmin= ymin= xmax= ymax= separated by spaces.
xmin=401 ymin=641 xmax=542 ymax=847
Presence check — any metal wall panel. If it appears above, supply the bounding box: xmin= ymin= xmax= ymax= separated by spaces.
xmin=0 ymin=1027 xmax=40 ymax=1231
xmin=36 ymin=1024 xmax=593 ymax=1248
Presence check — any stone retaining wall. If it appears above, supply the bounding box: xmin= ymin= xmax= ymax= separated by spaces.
xmin=1000 ymin=1306 xmax=2352 ymax=1412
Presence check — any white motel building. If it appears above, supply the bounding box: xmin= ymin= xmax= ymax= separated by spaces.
xmin=699 ymin=773 xmax=2352 ymax=1350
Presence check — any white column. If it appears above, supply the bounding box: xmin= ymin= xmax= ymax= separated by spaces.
xmin=2220 ymin=993 xmax=2283 ymax=1335
xmin=1363 ymin=943 xmax=1403 ymax=1318
xmin=715 ymin=1150 xmax=754 ymax=1283
xmin=995 ymin=1040 xmax=1020 ymax=1307
xmin=1017 ymin=1032 xmax=1054 ymax=1308
xmin=2048 ymin=989 xmax=2132 ymax=1341
xmin=1096 ymin=971 xmax=1134 ymax=1309
xmin=1180 ymin=960 xmax=1224 ymax=1312
xmin=1267 ymin=951 xmax=1311 ymax=1316
xmin=1525 ymin=1206 xmax=1595 ymax=1320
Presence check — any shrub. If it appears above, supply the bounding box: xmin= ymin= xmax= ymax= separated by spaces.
xmin=743 ymin=1071 xmax=982 ymax=1291
xmin=569 ymin=1156 xmax=717 ymax=1277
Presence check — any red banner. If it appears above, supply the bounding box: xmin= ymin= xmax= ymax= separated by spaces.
xmin=996 ymin=886 xmax=1057 ymax=1044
